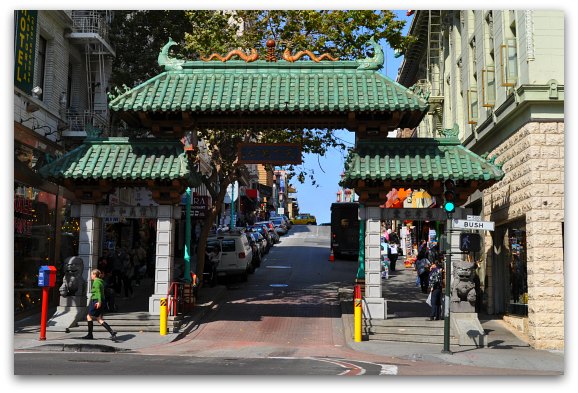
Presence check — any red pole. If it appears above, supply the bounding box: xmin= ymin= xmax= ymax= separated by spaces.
xmin=39 ymin=287 xmax=49 ymax=341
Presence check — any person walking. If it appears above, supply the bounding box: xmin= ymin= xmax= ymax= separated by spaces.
xmin=82 ymin=269 xmax=117 ymax=340
xmin=415 ymin=255 xmax=430 ymax=294
xmin=427 ymin=261 xmax=443 ymax=321
xmin=386 ymin=229 xmax=400 ymax=271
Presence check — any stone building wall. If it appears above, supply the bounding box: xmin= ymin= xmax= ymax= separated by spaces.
xmin=483 ymin=121 xmax=564 ymax=350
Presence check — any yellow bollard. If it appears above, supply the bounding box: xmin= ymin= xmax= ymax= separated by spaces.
xmin=354 ymin=285 xmax=362 ymax=342
xmin=354 ymin=297 xmax=362 ymax=342
xmin=160 ymin=297 xmax=167 ymax=336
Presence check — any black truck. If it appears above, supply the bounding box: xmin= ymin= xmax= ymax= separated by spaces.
xmin=330 ymin=202 xmax=360 ymax=259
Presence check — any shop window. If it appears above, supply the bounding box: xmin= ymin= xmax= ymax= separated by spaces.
xmin=506 ymin=222 xmax=528 ymax=316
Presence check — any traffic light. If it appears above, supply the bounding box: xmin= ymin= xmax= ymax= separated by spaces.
xmin=459 ymin=233 xmax=481 ymax=252
xmin=443 ymin=179 xmax=456 ymax=216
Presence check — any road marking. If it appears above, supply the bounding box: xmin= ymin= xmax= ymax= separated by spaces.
xmin=269 ymin=356 xmax=398 ymax=376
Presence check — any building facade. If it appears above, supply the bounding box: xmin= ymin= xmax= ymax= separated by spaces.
xmin=397 ymin=10 xmax=564 ymax=349
xmin=14 ymin=11 xmax=115 ymax=318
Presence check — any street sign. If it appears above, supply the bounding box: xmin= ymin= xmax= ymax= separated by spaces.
xmin=452 ymin=219 xmax=495 ymax=231
xmin=467 ymin=215 xmax=481 ymax=221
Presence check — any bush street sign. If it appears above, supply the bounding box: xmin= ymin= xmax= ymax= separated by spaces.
xmin=452 ymin=219 xmax=495 ymax=231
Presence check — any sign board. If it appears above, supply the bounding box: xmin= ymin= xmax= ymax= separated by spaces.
xmin=14 ymin=11 xmax=38 ymax=94
xmin=277 ymin=208 xmax=285 ymax=215
xmin=191 ymin=195 xmax=209 ymax=219
xmin=452 ymin=219 xmax=495 ymax=231
xmin=467 ymin=215 xmax=481 ymax=221
xmin=237 ymin=143 xmax=302 ymax=165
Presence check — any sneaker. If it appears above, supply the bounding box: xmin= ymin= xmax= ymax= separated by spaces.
xmin=80 ymin=334 xmax=94 ymax=340
xmin=425 ymin=317 xmax=434 ymax=321
xmin=110 ymin=331 xmax=117 ymax=340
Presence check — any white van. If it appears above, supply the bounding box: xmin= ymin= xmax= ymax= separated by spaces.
xmin=208 ymin=232 xmax=254 ymax=281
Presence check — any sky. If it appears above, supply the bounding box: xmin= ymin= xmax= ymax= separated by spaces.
xmin=293 ymin=10 xmax=411 ymax=224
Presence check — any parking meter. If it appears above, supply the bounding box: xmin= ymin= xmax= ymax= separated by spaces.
xmin=38 ymin=265 xmax=57 ymax=287
xmin=38 ymin=265 xmax=57 ymax=340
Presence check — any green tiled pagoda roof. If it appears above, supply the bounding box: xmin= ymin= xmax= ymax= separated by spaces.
xmin=108 ymin=40 xmax=428 ymax=115
xmin=39 ymin=137 xmax=200 ymax=183
xmin=342 ymin=137 xmax=504 ymax=186
xmin=109 ymin=65 xmax=427 ymax=114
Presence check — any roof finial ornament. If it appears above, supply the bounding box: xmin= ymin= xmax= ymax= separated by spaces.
xmin=357 ymin=37 xmax=384 ymax=70
xmin=158 ymin=37 xmax=185 ymax=71
xmin=85 ymin=123 xmax=103 ymax=140
xmin=266 ymin=38 xmax=277 ymax=62
xmin=439 ymin=123 xmax=460 ymax=139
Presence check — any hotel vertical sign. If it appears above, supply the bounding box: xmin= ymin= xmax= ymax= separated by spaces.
xmin=14 ymin=10 xmax=38 ymax=94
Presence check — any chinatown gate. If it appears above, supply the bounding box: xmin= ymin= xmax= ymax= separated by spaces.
xmin=40 ymin=38 xmax=503 ymax=331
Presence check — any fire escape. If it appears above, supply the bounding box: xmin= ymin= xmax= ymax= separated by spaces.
xmin=64 ymin=11 xmax=115 ymax=137
xmin=398 ymin=10 xmax=445 ymax=137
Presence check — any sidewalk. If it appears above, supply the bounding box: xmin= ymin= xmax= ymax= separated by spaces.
xmin=340 ymin=258 xmax=564 ymax=374
xmin=13 ymin=285 xmax=227 ymax=353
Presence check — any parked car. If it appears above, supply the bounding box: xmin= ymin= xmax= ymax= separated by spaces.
xmin=250 ymin=224 xmax=272 ymax=250
xmin=255 ymin=221 xmax=280 ymax=244
xmin=208 ymin=232 xmax=254 ymax=281
xmin=291 ymin=213 xmax=317 ymax=225
xmin=251 ymin=231 xmax=267 ymax=257
xmin=282 ymin=215 xmax=292 ymax=229
xmin=270 ymin=217 xmax=288 ymax=235
xmin=245 ymin=233 xmax=262 ymax=268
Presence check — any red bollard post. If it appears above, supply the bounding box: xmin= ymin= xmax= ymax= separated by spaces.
xmin=39 ymin=287 xmax=49 ymax=341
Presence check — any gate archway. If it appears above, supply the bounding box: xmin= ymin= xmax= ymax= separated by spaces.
xmin=41 ymin=38 xmax=503 ymax=322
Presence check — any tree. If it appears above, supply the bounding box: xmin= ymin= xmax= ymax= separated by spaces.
xmin=109 ymin=10 xmax=412 ymax=283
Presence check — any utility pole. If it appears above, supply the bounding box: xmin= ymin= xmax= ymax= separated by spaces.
xmin=442 ymin=217 xmax=452 ymax=354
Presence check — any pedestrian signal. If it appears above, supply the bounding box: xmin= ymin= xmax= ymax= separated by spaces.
xmin=459 ymin=233 xmax=481 ymax=252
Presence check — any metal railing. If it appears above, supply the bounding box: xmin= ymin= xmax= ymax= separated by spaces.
xmin=66 ymin=109 xmax=108 ymax=133
xmin=166 ymin=280 xmax=196 ymax=317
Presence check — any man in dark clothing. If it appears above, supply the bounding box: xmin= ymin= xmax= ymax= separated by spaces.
xmin=415 ymin=257 xmax=430 ymax=294
xmin=427 ymin=262 xmax=443 ymax=321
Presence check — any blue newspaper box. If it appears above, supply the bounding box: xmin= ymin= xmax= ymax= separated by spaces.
xmin=38 ymin=265 xmax=57 ymax=287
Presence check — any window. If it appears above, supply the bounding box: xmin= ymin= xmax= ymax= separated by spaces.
xmin=482 ymin=67 xmax=496 ymax=107
xmin=500 ymin=39 xmax=518 ymax=86
xmin=483 ymin=11 xmax=496 ymax=107
xmin=467 ymin=87 xmax=478 ymax=124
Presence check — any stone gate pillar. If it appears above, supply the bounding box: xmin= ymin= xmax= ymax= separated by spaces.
xmin=149 ymin=205 xmax=176 ymax=315
xmin=360 ymin=206 xmax=387 ymax=319
xmin=78 ymin=203 xmax=101 ymax=300
xmin=47 ymin=203 xmax=98 ymax=331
